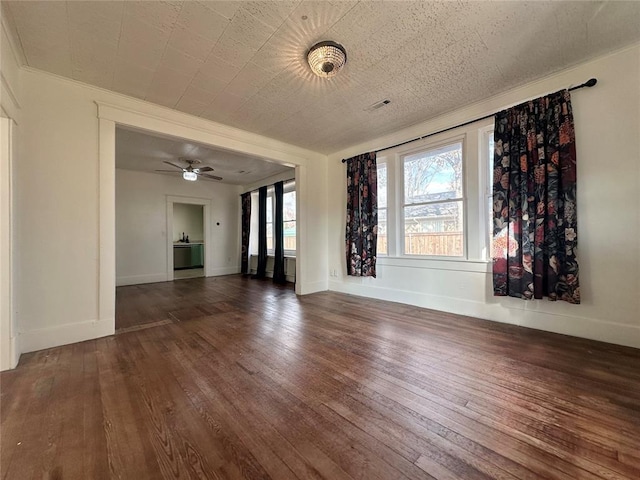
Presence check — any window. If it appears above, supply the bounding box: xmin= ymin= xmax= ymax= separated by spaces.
xmin=283 ymin=190 xmax=296 ymax=252
xmin=375 ymin=121 xmax=492 ymax=264
xmin=377 ymin=163 xmax=387 ymax=255
xmin=258 ymin=182 xmax=296 ymax=256
xmin=402 ymin=141 xmax=464 ymax=256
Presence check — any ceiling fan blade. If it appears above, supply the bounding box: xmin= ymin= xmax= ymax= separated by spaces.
xmin=155 ymin=169 xmax=181 ymax=173
xmin=198 ymin=166 xmax=214 ymax=172
xmin=163 ymin=160 xmax=185 ymax=170
xmin=199 ymin=173 xmax=223 ymax=181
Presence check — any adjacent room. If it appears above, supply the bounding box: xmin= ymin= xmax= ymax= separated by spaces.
xmin=114 ymin=125 xmax=296 ymax=330
xmin=1 ymin=1 xmax=639 ymax=479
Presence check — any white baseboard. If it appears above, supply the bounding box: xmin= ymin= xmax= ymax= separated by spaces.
xmin=0 ymin=335 xmax=18 ymax=371
xmin=208 ymin=266 xmax=240 ymax=276
xmin=328 ymin=280 xmax=640 ymax=349
xmin=116 ymin=273 xmax=168 ymax=286
xmin=298 ymin=280 xmax=328 ymax=295
xmin=10 ymin=335 xmax=19 ymax=369
xmin=20 ymin=317 xmax=115 ymax=354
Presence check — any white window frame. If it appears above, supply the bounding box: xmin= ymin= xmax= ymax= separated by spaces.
xmin=399 ymin=135 xmax=467 ymax=259
xmin=479 ymin=125 xmax=494 ymax=261
xmin=372 ymin=120 xmax=495 ymax=273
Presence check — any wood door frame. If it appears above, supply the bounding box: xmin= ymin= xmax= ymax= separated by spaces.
xmin=166 ymin=196 xmax=211 ymax=281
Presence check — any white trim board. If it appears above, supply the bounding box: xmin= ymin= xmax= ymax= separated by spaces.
xmin=20 ymin=317 xmax=113 ymax=354
xmin=116 ymin=273 xmax=169 ymax=287
xmin=0 ymin=117 xmax=16 ymax=370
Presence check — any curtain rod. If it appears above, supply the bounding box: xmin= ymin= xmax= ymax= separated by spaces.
xmin=341 ymin=78 xmax=597 ymax=163
xmin=242 ymin=177 xmax=295 ymax=195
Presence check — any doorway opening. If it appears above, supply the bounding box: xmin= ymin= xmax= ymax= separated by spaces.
xmin=171 ymin=202 xmax=205 ymax=280
xmin=166 ymin=196 xmax=211 ymax=282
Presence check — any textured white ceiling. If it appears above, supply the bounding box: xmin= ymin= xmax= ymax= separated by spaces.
xmin=5 ymin=1 xmax=640 ymax=154
xmin=115 ymin=126 xmax=293 ymax=185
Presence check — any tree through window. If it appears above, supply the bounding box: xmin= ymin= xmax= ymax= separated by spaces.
xmin=402 ymin=142 xmax=464 ymax=256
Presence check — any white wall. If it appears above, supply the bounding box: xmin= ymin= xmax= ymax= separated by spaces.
xmin=172 ymin=202 xmax=204 ymax=243
xmin=14 ymin=65 xmax=328 ymax=356
xmin=116 ymin=169 xmax=239 ymax=285
xmin=327 ymin=44 xmax=640 ymax=349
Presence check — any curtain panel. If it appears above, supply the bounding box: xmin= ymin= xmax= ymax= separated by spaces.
xmin=254 ymin=186 xmax=268 ymax=279
xmin=345 ymin=152 xmax=378 ymax=277
xmin=273 ymin=181 xmax=286 ymax=284
xmin=240 ymin=192 xmax=251 ymax=275
xmin=492 ymin=89 xmax=580 ymax=304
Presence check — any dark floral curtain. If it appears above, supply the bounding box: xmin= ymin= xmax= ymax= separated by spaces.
xmin=273 ymin=181 xmax=286 ymax=284
xmin=493 ymin=89 xmax=580 ymax=304
xmin=345 ymin=152 xmax=378 ymax=277
xmin=253 ymin=186 xmax=268 ymax=279
xmin=240 ymin=192 xmax=251 ymax=275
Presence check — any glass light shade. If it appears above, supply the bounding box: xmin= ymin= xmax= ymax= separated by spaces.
xmin=307 ymin=41 xmax=347 ymax=78
xmin=183 ymin=171 xmax=197 ymax=181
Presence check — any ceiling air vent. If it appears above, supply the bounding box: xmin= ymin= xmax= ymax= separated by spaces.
xmin=364 ymin=99 xmax=391 ymax=112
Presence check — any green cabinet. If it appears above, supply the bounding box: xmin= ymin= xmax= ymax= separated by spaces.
xmin=190 ymin=244 xmax=204 ymax=268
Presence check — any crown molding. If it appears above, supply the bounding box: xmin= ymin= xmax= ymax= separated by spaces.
xmin=1 ymin=5 xmax=27 ymax=67
xmin=1 ymin=72 xmax=20 ymax=112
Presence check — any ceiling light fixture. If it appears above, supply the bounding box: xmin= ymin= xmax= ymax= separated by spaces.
xmin=307 ymin=41 xmax=347 ymax=78
xmin=182 ymin=171 xmax=197 ymax=181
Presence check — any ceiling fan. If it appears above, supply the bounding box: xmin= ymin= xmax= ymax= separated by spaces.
xmin=155 ymin=158 xmax=222 ymax=181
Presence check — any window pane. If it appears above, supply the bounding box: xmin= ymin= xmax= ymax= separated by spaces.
xmin=283 ymin=191 xmax=296 ymax=221
xmin=266 ymin=222 xmax=273 ymax=250
xmin=404 ymin=142 xmax=463 ymax=204
xmin=377 ymin=163 xmax=387 ymax=209
xmin=266 ymin=197 xmax=273 ymax=223
xmin=377 ymin=208 xmax=387 ymax=255
xmin=404 ymin=201 xmax=463 ymax=256
xmin=284 ymin=220 xmax=296 ymax=251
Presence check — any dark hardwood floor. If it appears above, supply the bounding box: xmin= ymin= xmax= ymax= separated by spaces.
xmin=2 ymin=275 xmax=640 ymax=479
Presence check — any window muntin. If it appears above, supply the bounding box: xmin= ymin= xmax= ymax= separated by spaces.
xmin=401 ymin=141 xmax=464 ymax=257
xmin=377 ymin=163 xmax=387 ymax=255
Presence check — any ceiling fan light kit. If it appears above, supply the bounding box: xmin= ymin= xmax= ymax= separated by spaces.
xmin=155 ymin=158 xmax=223 ymax=182
xmin=307 ymin=41 xmax=347 ymax=78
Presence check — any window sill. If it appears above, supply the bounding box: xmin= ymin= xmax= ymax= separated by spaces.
xmin=377 ymin=256 xmax=490 ymax=273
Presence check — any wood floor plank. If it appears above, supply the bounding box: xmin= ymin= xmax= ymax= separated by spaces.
xmin=2 ymin=274 xmax=639 ymax=479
